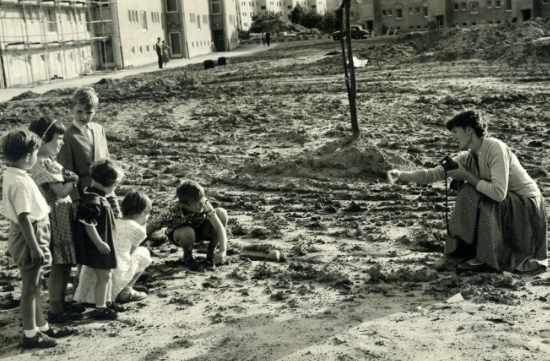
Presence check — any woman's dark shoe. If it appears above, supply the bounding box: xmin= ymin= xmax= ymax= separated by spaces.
xmin=22 ymin=333 xmax=57 ymax=349
xmin=43 ymin=326 xmax=78 ymax=338
xmin=47 ymin=311 xmax=83 ymax=324
xmin=89 ymin=307 xmax=118 ymax=321
xmin=433 ymin=256 xmax=463 ymax=271
xmin=456 ymin=258 xmax=490 ymax=272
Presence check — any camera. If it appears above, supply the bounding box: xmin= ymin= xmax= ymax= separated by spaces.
xmin=440 ymin=156 xmax=459 ymax=172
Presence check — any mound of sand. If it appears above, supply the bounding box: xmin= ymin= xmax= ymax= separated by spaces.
xmin=241 ymin=136 xmax=413 ymax=180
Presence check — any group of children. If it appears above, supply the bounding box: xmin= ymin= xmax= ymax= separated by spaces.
xmin=1 ymin=87 xmax=229 ymax=349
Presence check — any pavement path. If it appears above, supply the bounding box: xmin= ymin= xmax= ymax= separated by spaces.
xmin=0 ymin=44 xmax=270 ymax=103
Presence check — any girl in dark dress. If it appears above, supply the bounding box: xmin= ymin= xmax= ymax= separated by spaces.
xmin=73 ymin=159 xmax=123 ymax=320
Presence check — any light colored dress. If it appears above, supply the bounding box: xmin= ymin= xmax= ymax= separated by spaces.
xmin=74 ymin=218 xmax=151 ymax=303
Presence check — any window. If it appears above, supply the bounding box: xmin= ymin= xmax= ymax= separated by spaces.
xmin=203 ymin=14 xmax=208 ymax=24
xmin=47 ymin=8 xmax=57 ymax=32
xmin=141 ymin=11 xmax=148 ymax=29
xmin=495 ymin=0 xmax=501 ymax=7
xmin=382 ymin=9 xmax=386 ymax=15
xmin=454 ymin=3 xmax=459 ymax=10
xmin=212 ymin=0 xmax=222 ymax=14
xmin=461 ymin=2 xmax=467 ymax=10
xmin=396 ymin=8 xmax=402 ymax=18
xmin=190 ymin=13 xmax=196 ymax=23
xmin=471 ymin=1 xmax=479 ymax=12
xmin=423 ymin=6 xmax=428 ymax=16
xmin=166 ymin=0 xmax=178 ymax=12
xmin=197 ymin=14 xmax=201 ymax=28
xmin=487 ymin=0 xmax=492 ymax=7
xmin=505 ymin=0 xmax=511 ymax=10
xmin=387 ymin=9 xmax=393 ymax=16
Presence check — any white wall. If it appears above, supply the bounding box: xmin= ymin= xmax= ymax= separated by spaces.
xmin=115 ymin=0 xmax=165 ymax=67
xmin=238 ymin=0 xmax=256 ymax=30
xmin=0 ymin=3 xmax=94 ymax=87
xmin=182 ymin=0 xmax=213 ymax=58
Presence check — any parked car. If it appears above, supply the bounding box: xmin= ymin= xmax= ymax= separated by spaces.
xmin=332 ymin=25 xmax=370 ymax=40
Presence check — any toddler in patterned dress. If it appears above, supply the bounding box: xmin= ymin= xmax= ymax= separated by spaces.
xmin=29 ymin=117 xmax=83 ymax=324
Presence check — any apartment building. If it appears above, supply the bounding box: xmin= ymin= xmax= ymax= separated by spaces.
xmin=306 ymin=0 xmax=327 ymax=14
xmin=111 ymin=0 xmax=164 ymax=68
xmin=356 ymin=0 xmax=543 ymax=35
xmin=163 ymin=0 xmax=213 ymax=59
xmin=237 ymin=0 xmax=256 ymax=30
xmin=0 ymin=0 xmax=94 ymax=88
xmin=450 ymin=0 xmax=534 ymax=27
xmin=210 ymin=0 xmax=240 ymax=51
xmin=535 ymin=0 xmax=550 ymax=17
xmin=256 ymin=0 xmax=285 ymax=14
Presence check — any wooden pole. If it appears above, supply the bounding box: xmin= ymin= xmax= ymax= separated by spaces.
xmin=344 ymin=0 xmax=359 ymax=138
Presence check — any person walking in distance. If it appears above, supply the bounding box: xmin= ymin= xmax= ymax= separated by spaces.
xmin=154 ymin=38 xmax=163 ymax=69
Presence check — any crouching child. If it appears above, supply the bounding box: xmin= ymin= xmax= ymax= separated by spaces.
xmin=148 ymin=180 xmax=228 ymax=270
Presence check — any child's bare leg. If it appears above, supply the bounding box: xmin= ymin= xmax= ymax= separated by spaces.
xmin=20 ymin=266 xmax=41 ymax=333
xmin=34 ymin=279 xmax=47 ymax=328
xmin=173 ymin=227 xmax=196 ymax=263
xmin=93 ymin=269 xmax=111 ymax=308
xmin=206 ymin=208 xmax=228 ymax=261
xmin=48 ymin=264 xmax=69 ymax=314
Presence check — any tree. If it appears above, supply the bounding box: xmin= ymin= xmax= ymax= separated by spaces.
xmin=301 ymin=11 xmax=323 ymax=29
xmin=289 ymin=5 xmax=305 ymax=25
xmin=249 ymin=13 xmax=286 ymax=33
xmin=321 ymin=12 xmax=338 ymax=33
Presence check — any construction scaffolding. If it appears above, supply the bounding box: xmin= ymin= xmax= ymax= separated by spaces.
xmin=0 ymin=0 xmax=115 ymax=87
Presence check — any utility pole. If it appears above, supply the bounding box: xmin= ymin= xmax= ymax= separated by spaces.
xmin=338 ymin=0 xmax=360 ymax=138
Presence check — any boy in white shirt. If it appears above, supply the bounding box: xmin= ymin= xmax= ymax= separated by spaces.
xmin=2 ymin=130 xmax=69 ymax=349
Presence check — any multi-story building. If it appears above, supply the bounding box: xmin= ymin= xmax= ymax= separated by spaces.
xmin=256 ymin=0 xmax=284 ymax=15
xmin=164 ymin=0 xmax=214 ymax=59
xmin=535 ymin=0 xmax=550 ymax=17
xmin=210 ymin=0 xmax=240 ymax=50
xmin=237 ymin=0 xmax=256 ymax=30
xmin=306 ymin=0 xmax=327 ymax=14
xmin=356 ymin=0 xmax=542 ymax=35
xmin=111 ymin=0 xmax=165 ymax=68
xmin=450 ymin=0 xmax=534 ymax=27
xmin=0 ymin=0 xmax=94 ymax=88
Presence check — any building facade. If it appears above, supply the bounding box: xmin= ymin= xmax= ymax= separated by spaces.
xmin=0 ymin=0 xmax=94 ymax=88
xmin=256 ymin=0 xmax=285 ymax=14
xmin=306 ymin=0 xmax=327 ymax=14
xmin=164 ymin=0 xmax=214 ymax=59
xmin=111 ymin=0 xmax=165 ymax=68
xmin=354 ymin=0 xmax=544 ymax=35
xmin=210 ymin=0 xmax=239 ymax=51
xmin=237 ymin=0 xmax=255 ymax=30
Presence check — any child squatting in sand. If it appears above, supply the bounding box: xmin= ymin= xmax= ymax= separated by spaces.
xmin=148 ymin=180 xmax=228 ymax=270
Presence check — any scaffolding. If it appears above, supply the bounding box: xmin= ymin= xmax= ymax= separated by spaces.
xmin=0 ymin=0 xmax=115 ymax=87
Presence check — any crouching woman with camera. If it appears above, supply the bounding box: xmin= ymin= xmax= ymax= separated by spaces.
xmin=388 ymin=110 xmax=547 ymax=273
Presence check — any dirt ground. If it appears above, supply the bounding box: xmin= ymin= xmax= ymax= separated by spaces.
xmin=2 ymin=24 xmax=550 ymax=361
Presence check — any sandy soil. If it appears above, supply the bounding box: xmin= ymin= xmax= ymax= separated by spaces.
xmin=1 ymin=30 xmax=550 ymax=361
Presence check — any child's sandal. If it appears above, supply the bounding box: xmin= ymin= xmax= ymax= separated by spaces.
xmin=43 ymin=326 xmax=78 ymax=338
